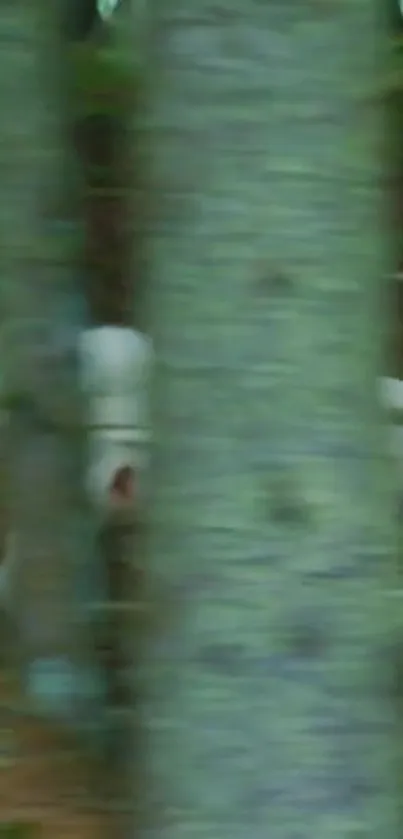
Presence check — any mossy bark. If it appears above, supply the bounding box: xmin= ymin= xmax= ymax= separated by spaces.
xmin=131 ymin=2 xmax=398 ymax=837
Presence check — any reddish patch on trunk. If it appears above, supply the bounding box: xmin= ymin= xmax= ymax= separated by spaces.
xmin=109 ymin=465 xmax=134 ymax=502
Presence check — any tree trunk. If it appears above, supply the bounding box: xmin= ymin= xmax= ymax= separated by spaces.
xmin=130 ymin=2 xmax=398 ymax=837
xmin=0 ymin=1 xmax=103 ymax=740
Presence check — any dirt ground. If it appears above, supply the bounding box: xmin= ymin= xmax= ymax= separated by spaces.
xmin=0 ymin=669 xmax=110 ymax=837
xmin=0 ymin=526 xmax=137 ymax=836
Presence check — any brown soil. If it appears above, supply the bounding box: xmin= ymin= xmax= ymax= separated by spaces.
xmin=0 ymin=670 xmax=109 ymax=837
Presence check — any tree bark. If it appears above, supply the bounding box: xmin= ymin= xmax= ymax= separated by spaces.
xmin=0 ymin=1 xmax=103 ymax=738
xmin=130 ymin=2 xmax=398 ymax=837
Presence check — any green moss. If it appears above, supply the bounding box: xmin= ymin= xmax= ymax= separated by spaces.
xmin=68 ymin=43 xmax=139 ymax=118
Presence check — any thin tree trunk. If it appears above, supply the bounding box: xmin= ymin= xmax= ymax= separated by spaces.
xmin=0 ymin=1 xmax=103 ymax=740
xmin=130 ymin=2 xmax=398 ymax=837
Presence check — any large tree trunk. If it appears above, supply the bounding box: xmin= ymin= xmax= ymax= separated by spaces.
xmin=129 ymin=1 xmax=398 ymax=837
xmin=0 ymin=1 xmax=103 ymax=739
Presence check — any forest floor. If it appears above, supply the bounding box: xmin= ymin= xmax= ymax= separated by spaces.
xmin=0 ymin=668 xmax=109 ymax=837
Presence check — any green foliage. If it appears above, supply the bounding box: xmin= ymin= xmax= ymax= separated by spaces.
xmin=387 ymin=36 xmax=403 ymax=94
xmin=69 ymin=42 xmax=137 ymax=118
